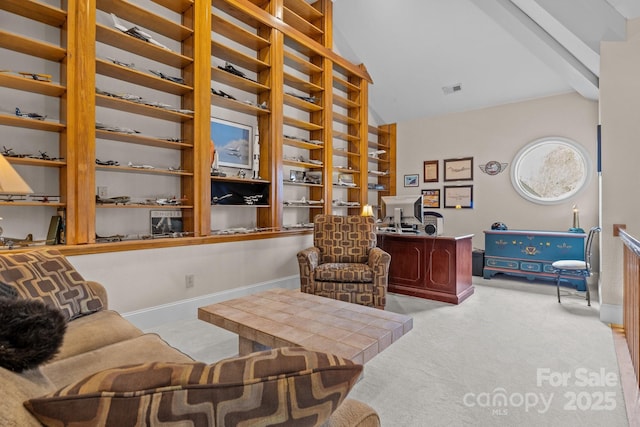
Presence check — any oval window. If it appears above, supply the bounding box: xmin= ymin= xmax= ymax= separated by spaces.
xmin=510 ymin=137 xmax=591 ymax=204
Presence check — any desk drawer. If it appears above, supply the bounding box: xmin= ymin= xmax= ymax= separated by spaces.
xmin=520 ymin=261 xmax=542 ymax=272
xmin=486 ymin=258 xmax=519 ymax=270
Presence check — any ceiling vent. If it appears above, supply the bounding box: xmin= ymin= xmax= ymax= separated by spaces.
xmin=442 ymin=83 xmax=462 ymax=95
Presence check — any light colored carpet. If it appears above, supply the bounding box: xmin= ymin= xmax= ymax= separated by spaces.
xmin=146 ymin=277 xmax=628 ymax=427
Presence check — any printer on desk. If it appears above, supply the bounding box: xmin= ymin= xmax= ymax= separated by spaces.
xmin=424 ymin=211 xmax=444 ymax=236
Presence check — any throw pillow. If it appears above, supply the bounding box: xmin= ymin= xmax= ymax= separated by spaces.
xmin=0 ymin=281 xmax=18 ymax=299
xmin=0 ymin=297 xmax=67 ymax=372
xmin=0 ymin=249 xmax=103 ymax=320
xmin=25 ymin=347 xmax=363 ymax=427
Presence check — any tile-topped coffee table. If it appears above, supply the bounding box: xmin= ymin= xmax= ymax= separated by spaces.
xmin=198 ymin=288 xmax=413 ymax=364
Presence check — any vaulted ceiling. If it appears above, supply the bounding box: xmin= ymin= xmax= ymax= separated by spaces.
xmin=332 ymin=0 xmax=640 ymax=124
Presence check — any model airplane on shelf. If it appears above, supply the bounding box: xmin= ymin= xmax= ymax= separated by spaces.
xmin=211 ymin=87 xmax=236 ymax=99
xmin=149 ymin=70 xmax=184 ymax=84
xmin=286 ymin=92 xmax=317 ymax=104
xmin=368 ymin=150 xmax=386 ymax=158
xmin=336 ymin=178 xmax=357 ymax=187
xmin=127 ymin=161 xmax=154 ymax=169
xmin=284 ymin=197 xmax=323 ymax=206
xmin=18 ymin=71 xmax=52 ymax=82
xmin=95 ymin=195 xmax=130 ymax=205
xmin=332 ymin=200 xmax=360 ymax=207
xmin=107 ymin=57 xmax=135 ymax=69
xmin=15 ymin=107 xmax=46 ymax=120
xmin=283 ymin=223 xmax=313 ymax=229
xmin=95 ymin=233 xmax=124 ymax=243
xmin=29 ymin=151 xmax=63 ymax=161
xmin=110 ymin=13 xmax=170 ymax=50
xmin=211 ymin=193 xmax=233 ymax=204
xmin=0 ymin=233 xmax=51 ymax=249
xmin=96 ymin=159 xmax=119 ymax=166
xmin=368 ymin=170 xmax=389 ymax=176
xmin=218 ymin=62 xmax=256 ymax=83
xmin=28 ymin=195 xmax=60 ymax=203
xmin=0 ymin=195 xmax=27 ymax=202
xmin=96 ymin=122 xmax=141 ymax=134
xmin=153 ymin=196 xmax=187 ymax=206
xmin=243 ymin=100 xmax=268 ymax=110
xmin=1 ymin=146 xmax=31 ymax=158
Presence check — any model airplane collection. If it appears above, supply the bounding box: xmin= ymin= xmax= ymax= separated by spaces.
xmin=96 ymin=122 xmax=140 ymax=134
xmin=149 ymin=69 xmax=184 ymax=84
xmin=111 ymin=13 xmax=170 ymax=51
xmin=286 ymin=92 xmax=317 ymax=104
xmin=218 ymin=62 xmax=256 ymax=83
xmin=1 ymin=70 xmax=52 ymax=82
xmin=96 ymin=88 xmax=193 ymax=114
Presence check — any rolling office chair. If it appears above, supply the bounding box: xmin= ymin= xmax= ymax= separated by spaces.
xmin=552 ymin=226 xmax=601 ymax=306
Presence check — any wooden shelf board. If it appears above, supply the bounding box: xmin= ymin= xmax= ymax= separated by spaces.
xmin=211 ymin=95 xmax=271 ymax=115
xmin=283 ymin=159 xmax=323 ymax=169
xmin=211 ymin=176 xmax=270 ymax=184
xmin=212 ymin=14 xmax=270 ymax=51
xmin=333 ymin=75 xmax=360 ymax=93
xmin=283 ymin=181 xmax=323 ymax=188
xmin=333 ymin=93 xmax=359 ymax=109
xmin=284 ymin=50 xmax=323 ymax=74
xmin=96 ymin=204 xmax=193 ymax=209
xmin=96 ymin=164 xmax=194 ymax=177
xmin=97 ymin=0 xmax=193 ymax=41
xmin=96 ymin=129 xmax=193 ymax=150
xmin=96 ymin=59 xmax=192 ymax=95
xmin=0 ymin=30 xmax=66 ymax=62
xmin=0 ymin=201 xmax=65 ymax=207
xmin=283 ymin=137 xmax=324 ymax=150
xmin=6 ymin=157 xmax=65 ymax=167
xmin=282 ymin=7 xmax=323 ymax=39
xmin=332 ymin=131 xmax=360 ymax=142
xmin=211 ymin=66 xmax=270 ymax=93
xmin=151 ymin=0 xmax=194 ymax=14
xmin=96 ymin=24 xmax=193 ymax=68
xmin=283 ymin=93 xmax=323 ymax=112
xmin=0 ymin=114 xmax=64 ymax=132
xmin=284 ymin=72 xmax=323 ymax=93
xmin=333 ymin=111 xmax=360 ymax=126
xmin=96 ymin=94 xmax=194 ymax=123
xmin=211 ymin=41 xmax=269 ymax=73
xmin=0 ymin=73 xmax=65 ymax=97
xmin=283 ymin=116 xmax=323 ymax=131
xmin=283 ymin=0 xmax=323 ymax=21
xmin=1 ymin=0 xmax=67 ymax=27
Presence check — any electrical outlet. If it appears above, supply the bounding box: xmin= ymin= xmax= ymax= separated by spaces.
xmin=185 ymin=274 xmax=195 ymax=289
xmin=97 ymin=186 xmax=108 ymax=198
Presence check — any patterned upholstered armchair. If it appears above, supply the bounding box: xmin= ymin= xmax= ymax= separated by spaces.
xmin=297 ymin=214 xmax=391 ymax=309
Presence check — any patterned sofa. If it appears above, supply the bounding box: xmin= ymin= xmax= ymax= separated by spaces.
xmin=0 ymin=249 xmax=380 ymax=427
xmin=297 ymin=215 xmax=391 ymax=309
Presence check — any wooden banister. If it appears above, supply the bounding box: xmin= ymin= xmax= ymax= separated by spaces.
xmin=621 ymin=228 xmax=640 ymax=386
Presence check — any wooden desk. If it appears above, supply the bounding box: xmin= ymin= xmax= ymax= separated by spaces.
xmin=377 ymin=233 xmax=474 ymax=304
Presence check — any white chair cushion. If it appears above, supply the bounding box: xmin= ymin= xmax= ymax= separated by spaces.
xmin=552 ymin=260 xmax=588 ymax=270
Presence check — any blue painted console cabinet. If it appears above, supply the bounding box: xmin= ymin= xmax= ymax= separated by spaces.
xmin=483 ymin=230 xmax=587 ymax=290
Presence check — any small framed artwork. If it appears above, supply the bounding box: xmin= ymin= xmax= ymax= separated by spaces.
xmin=150 ymin=210 xmax=183 ymax=235
xmin=421 ymin=189 xmax=440 ymax=208
xmin=404 ymin=174 xmax=419 ymax=187
xmin=423 ymin=160 xmax=439 ymax=182
xmin=444 ymin=185 xmax=473 ymax=208
xmin=444 ymin=157 xmax=474 ymax=181
xmin=210 ymin=117 xmax=252 ymax=169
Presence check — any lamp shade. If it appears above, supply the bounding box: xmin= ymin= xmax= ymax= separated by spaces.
xmin=361 ymin=204 xmax=374 ymax=217
xmin=0 ymin=155 xmax=33 ymax=195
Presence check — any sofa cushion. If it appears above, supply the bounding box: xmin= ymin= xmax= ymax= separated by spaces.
xmin=52 ymin=310 xmax=144 ymax=362
xmin=27 ymin=347 xmax=362 ymax=427
xmin=314 ymin=215 xmax=376 ymax=264
xmin=315 ymin=263 xmax=374 ymax=283
xmin=0 ymin=249 xmax=103 ymax=320
xmin=41 ymin=333 xmax=193 ymax=388
xmin=0 ymin=297 xmax=67 ymax=372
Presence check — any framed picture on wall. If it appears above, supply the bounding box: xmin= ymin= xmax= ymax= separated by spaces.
xmin=423 ymin=160 xmax=439 ymax=182
xmin=210 ymin=117 xmax=252 ymax=169
xmin=422 ymin=189 xmax=440 ymax=208
xmin=444 ymin=157 xmax=474 ymax=181
xmin=404 ymin=174 xmax=419 ymax=187
xmin=444 ymin=185 xmax=473 ymax=208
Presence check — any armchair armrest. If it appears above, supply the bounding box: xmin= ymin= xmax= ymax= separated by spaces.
xmin=297 ymin=247 xmax=320 ymax=294
xmin=368 ymin=247 xmax=391 ymax=309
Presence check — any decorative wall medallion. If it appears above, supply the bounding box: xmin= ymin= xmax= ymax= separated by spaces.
xmin=479 ymin=160 xmax=508 ymax=175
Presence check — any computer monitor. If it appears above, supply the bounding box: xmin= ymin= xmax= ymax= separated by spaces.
xmin=381 ymin=195 xmax=424 ymax=230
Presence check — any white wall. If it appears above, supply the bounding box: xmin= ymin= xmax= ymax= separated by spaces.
xmin=396 ymin=92 xmax=599 ymax=251
xmin=67 ymin=234 xmax=312 ymax=314
xmin=599 ymin=18 xmax=640 ymax=314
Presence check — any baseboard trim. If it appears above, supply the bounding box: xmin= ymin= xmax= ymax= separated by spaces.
xmin=600 ymin=303 xmax=623 ymax=325
xmin=123 ymin=276 xmax=299 ymax=330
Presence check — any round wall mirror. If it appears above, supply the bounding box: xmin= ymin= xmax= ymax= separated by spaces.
xmin=510 ymin=137 xmax=591 ymax=204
